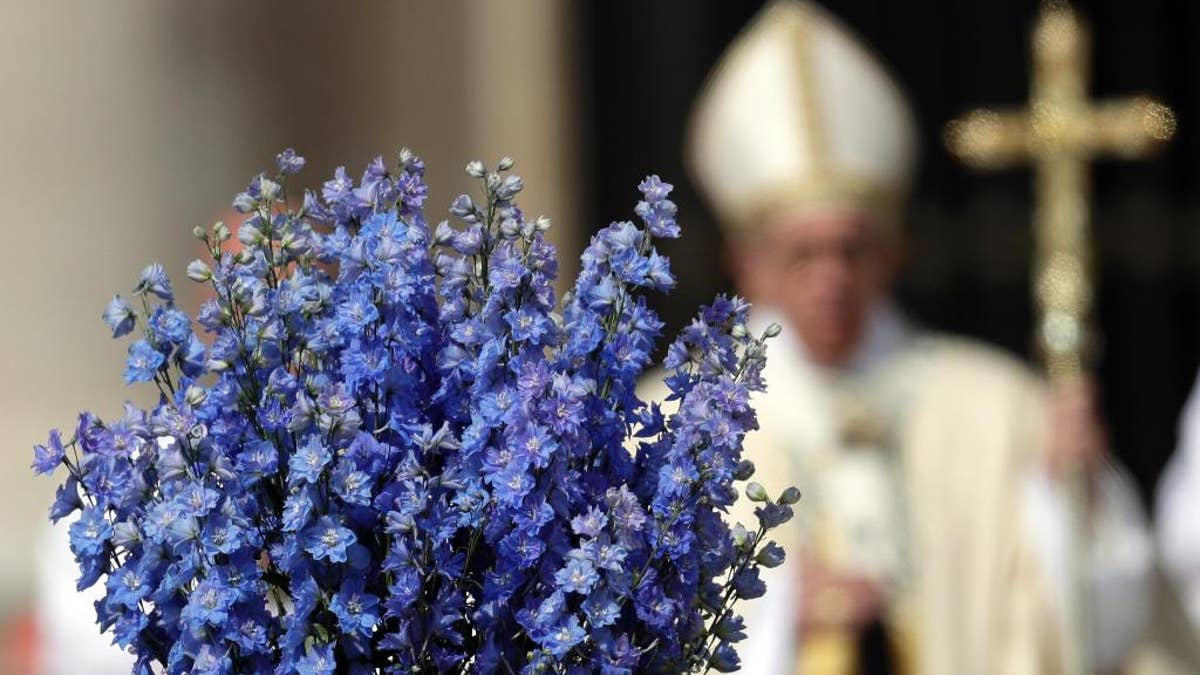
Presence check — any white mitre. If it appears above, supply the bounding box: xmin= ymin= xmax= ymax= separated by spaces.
xmin=686 ymin=0 xmax=918 ymax=232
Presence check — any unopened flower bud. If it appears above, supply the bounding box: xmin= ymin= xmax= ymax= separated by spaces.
xmin=755 ymin=541 xmax=786 ymax=568
xmin=714 ymin=614 xmax=748 ymax=642
xmin=111 ymin=521 xmax=142 ymax=548
xmin=495 ymin=175 xmax=523 ymax=201
xmin=192 ymin=225 xmax=207 ymax=241
xmin=275 ymin=148 xmax=306 ymax=175
xmin=449 ymin=194 xmax=474 ymax=218
xmin=186 ymin=259 xmax=212 ymax=283
xmin=764 ymin=322 xmax=783 ymax=338
xmin=733 ymin=459 xmax=755 ymax=481
xmin=280 ymin=231 xmax=304 ymax=254
xmin=731 ymin=323 xmax=748 ymax=339
xmin=745 ymin=482 xmax=769 ymax=502
xmin=535 ymin=215 xmax=552 ymax=232
xmin=465 ymin=160 xmax=486 ymax=178
xmin=499 ymin=218 xmax=521 ymax=240
xmin=756 ymin=502 xmax=794 ymax=529
xmin=232 ymin=192 xmax=256 ymax=213
xmin=213 ymin=221 xmax=231 ymax=242
xmin=778 ymin=486 xmax=802 ymax=505
xmin=731 ymin=523 xmax=751 ymax=547
xmin=238 ymin=224 xmax=264 ymax=247
xmin=259 ymin=178 xmax=282 ymax=203
xmin=497 ymin=156 xmax=515 ymax=171
xmin=434 ymin=220 xmax=455 ymax=246
xmin=184 ymin=385 xmax=207 ymax=407
xmin=235 ymin=250 xmax=254 ymax=264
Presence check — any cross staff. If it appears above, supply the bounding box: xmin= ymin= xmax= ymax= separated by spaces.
xmin=945 ymin=1 xmax=1175 ymax=378
xmin=944 ymin=2 xmax=1174 ymax=673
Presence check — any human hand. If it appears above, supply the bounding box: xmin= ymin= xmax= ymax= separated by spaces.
xmin=1046 ymin=376 xmax=1108 ymax=479
xmin=798 ymin=553 xmax=885 ymax=636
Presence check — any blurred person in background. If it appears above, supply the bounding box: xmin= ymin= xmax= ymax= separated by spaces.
xmin=673 ymin=1 xmax=1160 ymax=673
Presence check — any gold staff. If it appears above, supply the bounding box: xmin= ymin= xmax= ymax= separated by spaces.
xmin=945 ymin=1 xmax=1175 ymax=673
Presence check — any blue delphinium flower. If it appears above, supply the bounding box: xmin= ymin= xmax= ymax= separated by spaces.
xmin=182 ymin=578 xmax=238 ymax=628
xmin=330 ymin=579 xmax=380 ymax=637
xmin=31 ymin=429 xmax=65 ymax=475
xmin=289 ymin=435 xmax=331 ymax=485
xmin=542 ymin=615 xmax=587 ymax=657
xmin=35 ymin=150 xmax=791 ymax=673
xmin=68 ymin=507 xmax=112 ymax=559
xmin=276 ymin=147 xmax=306 ymax=175
xmin=296 ymin=644 xmax=337 ymax=675
xmin=148 ymin=306 xmax=191 ymax=345
xmin=554 ymin=557 xmax=600 ymax=595
xmin=123 ymin=339 xmax=164 ymax=384
xmin=102 ymin=295 xmax=136 ymax=338
xmin=104 ymin=566 xmax=150 ymax=610
xmin=635 ymin=175 xmax=681 ymax=239
xmin=135 ymin=262 xmax=173 ymax=302
xmin=302 ymin=515 xmax=356 ymax=563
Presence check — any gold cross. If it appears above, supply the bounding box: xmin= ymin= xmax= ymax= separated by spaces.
xmin=945 ymin=0 xmax=1175 ymax=380
xmin=945 ymin=5 xmax=1175 ymax=674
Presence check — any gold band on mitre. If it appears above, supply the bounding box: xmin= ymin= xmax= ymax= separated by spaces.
xmin=729 ymin=174 xmax=906 ymax=237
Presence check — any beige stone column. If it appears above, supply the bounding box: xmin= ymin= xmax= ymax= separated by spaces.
xmin=465 ymin=0 xmax=583 ymax=285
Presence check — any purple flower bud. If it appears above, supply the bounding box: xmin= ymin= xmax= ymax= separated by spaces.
xmin=135 ymin=263 xmax=173 ymax=302
xmin=755 ymin=541 xmax=786 ymax=568
xmin=449 ymin=194 xmax=475 ymax=218
xmin=731 ymin=568 xmax=766 ymax=599
xmin=275 ymin=148 xmax=306 ymax=175
xmin=259 ymin=177 xmax=282 ymax=203
xmin=237 ymin=223 xmax=264 ymax=247
xmin=31 ymin=429 xmax=65 ymax=475
xmin=186 ymin=259 xmax=212 ymax=283
xmin=495 ymin=174 xmax=523 ymax=201
xmin=637 ymin=174 xmax=672 ymax=202
xmin=102 ymin=295 xmax=135 ymax=338
xmin=778 ymin=486 xmax=801 ymax=505
xmin=745 ymin=482 xmax=768 ymax=502
xmin=232 ymin=191 xmax=257 ymax=213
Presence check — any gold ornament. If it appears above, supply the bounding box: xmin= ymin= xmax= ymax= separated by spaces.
xmin=944 ymin=1 xmax=1175 ymax=379
xmin=944 ymin=4 xmax=1175 ymax=674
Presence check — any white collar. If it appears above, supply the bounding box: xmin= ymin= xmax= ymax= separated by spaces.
xmin=753 ymin=301 xmax=912 ymax=380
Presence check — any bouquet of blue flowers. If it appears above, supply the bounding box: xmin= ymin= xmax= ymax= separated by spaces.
xmin=33 ymin=148 xmax=795 ymax=674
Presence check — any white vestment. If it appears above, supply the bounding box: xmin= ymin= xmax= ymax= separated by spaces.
xmin=1157 ymin=371 xmax=1200 ymax=630
xmin=36 ymin=520 xmax=135 ymax=674
xmin=702 ymin=305 xmax=1153 ymax=675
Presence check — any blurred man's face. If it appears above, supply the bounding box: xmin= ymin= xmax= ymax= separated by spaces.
xmin=732 ymin=209 xmax=899 ymax=367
